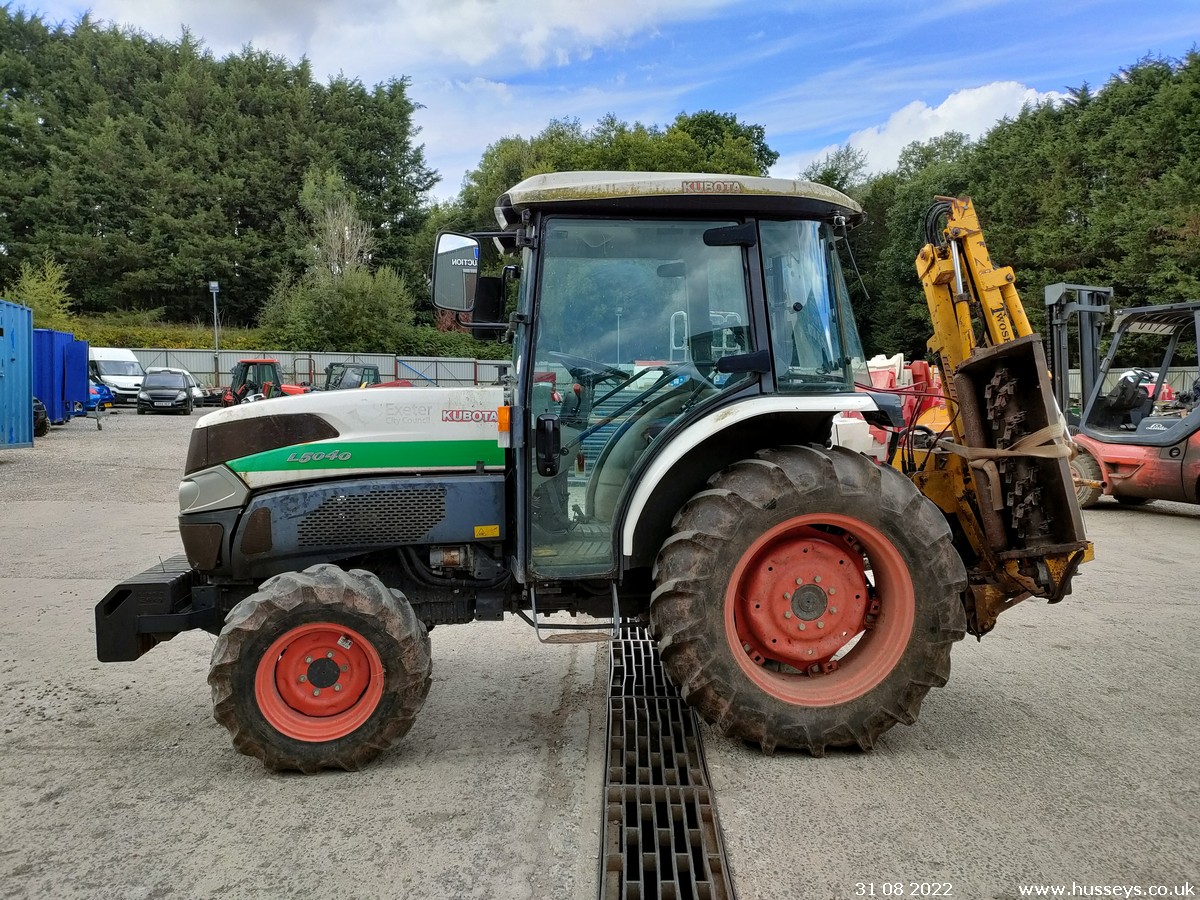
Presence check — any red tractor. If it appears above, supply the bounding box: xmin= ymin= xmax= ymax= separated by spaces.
xmin=1071 ymin=301 xmax=1200 ymax=507
xmin=220 ymin=359 xmax=308 ymax=406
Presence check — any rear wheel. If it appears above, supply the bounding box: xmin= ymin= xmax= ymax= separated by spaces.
xmin=209 ymin=564 xmax=432 ymax=772
xmin=1070 ymin=448 xmax=1103 ymax=508
xmin=651 ymin=445 xmax=967 ymax=754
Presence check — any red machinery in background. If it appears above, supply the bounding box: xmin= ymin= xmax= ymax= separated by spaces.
xmin=1070 ymin=302 xmax=1200 ymax=508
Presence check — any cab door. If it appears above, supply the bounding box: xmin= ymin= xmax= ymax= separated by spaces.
xmin=522 ymin=216 xmax=756 ymax=579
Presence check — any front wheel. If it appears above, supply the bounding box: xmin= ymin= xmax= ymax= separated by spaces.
xmin=1070 ymin=447 xmax=1104 ymax=508
xmin=651 ymin=445 xmax=967 ymax=755
xmin=209 ymin=564 xmax=432 ymax=772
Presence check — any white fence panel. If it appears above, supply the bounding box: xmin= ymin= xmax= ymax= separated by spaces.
xmin=129 ymin=348 xmax=509 ymax=389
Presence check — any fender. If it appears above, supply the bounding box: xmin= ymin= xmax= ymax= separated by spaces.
xmin=620 ymin=393 xmax=879 ymax=557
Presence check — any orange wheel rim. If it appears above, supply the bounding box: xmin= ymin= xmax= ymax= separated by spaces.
xmin=724 ymin=514 xmax=914 ymax=707
xmin=254 ymin=622 xmax=384 ymax=741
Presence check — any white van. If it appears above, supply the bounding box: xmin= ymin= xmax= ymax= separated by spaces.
xmin=89 ymin=347 xmax=145 ymax=405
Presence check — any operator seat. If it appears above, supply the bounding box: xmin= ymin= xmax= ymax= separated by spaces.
xmin=1100 ymin=376 xmax=1149 ymax=429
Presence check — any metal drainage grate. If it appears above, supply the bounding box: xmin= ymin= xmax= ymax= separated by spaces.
xmin=600 ymin=626 xmax=735 ymax=900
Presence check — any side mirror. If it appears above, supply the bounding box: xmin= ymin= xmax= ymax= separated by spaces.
xmin=432 ymin=232 xmax=480 ymax=312
xmin=473 ymin=276 xmax=508 ymax=342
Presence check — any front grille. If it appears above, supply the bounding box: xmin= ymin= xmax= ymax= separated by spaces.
xmin=297 ymin=486 xmax=447 ymax=547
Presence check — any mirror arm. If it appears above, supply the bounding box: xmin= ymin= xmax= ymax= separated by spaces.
xmin=454 ymin=313 xmax=509 ymax=332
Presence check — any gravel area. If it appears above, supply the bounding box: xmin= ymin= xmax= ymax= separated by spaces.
xmin=0 ymin=409 xmax=1196 ymax=899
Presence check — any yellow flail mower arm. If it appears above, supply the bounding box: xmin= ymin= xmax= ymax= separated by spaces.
xmin=903 ymin=197 xmax=1092 ymax=636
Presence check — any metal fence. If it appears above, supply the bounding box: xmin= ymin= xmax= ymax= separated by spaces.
xmin=116 ymin=346 xmax=1200 ymax=401
xmin=1066 ymin=366 xmax=1197 ymax=405
xmin=128 ymin=349 xmax=510 ymax=388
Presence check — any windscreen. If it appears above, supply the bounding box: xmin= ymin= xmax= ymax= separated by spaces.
xmin=144 ymin=373 xmax=186 ymax=389
xmin=96 ymin=360 xmax=143 ymax=377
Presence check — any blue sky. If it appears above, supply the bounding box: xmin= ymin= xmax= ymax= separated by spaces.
xmin=13 ymin=1 xmax=1200 ymax=201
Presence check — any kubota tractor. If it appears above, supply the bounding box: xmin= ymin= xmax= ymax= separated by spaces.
xmin=96 ymin=174 xmax=1089 ymax=772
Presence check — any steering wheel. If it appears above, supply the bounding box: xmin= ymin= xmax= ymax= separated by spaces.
xmin=547 ymin=351 xmax=627 ymax=384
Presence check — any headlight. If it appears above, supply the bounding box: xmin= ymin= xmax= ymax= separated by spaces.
xmin=138 ymin=391 xmax=149 ymax=400
xmin=176 ymin=391 xmax=187 ymax=401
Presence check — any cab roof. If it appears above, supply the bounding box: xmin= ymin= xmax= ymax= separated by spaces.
xmin=495 ymin=171 xmax=864 ymax=228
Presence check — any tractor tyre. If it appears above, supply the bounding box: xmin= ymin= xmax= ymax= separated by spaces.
xmin=651 ymin=445 xmax=967 ymax=755
xmin=1115 ymin=495 xmax=1154 ymax=507
xmin=1070 ymin=448 xmax=1103 ymax=509
xmin=209 ymin=564 xmax=432 ymax=773
xmin=33 ymin=416 xmax=49 ymax=438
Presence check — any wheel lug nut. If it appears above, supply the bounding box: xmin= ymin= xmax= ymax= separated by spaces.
xmin=817 ymin=621 xmax=825 ymax=629
xmin=783 ymin=592 xmax=791 ymax=601
xmin=806 ymin=650 xmax=814 ymax=656
xmin=830 ymin=606 xmax=838 ymax=614
xmin=326 ymin=651 xmax=334 ymax=659
xmin=798 ymin=623 xmax=806 ymax=631
xmin=305 ymin=656 xmax=313 ymax=663
xmin=312 ymin=688 xmax=321 ymax=697
xmin=828 ymin=588 xmax=836 ymax=596
xmin=743 ymin=642 xmax=752 ymax=653
xmin=784 ymin=610 xmax=792 ymax=619
xmin=813 ymin=576 xmax=822 ymax=584
xmin=334 ymin=684 xmax=342 ymax=692
xmin=299 ymin=675 xmax=307 ymax=683
xmin=340 ymin=664 xmax=349 ymax=673
xmin=795 ymin=577 xmax=803 ymax=585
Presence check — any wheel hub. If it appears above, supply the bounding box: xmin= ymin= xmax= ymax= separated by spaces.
xmin=259 ymin=625 xmax=377 ymax=726
xmin=307 ymin=656 xmax=341 ymax=689
xmin=732 ymin=525 xmax=871 ymax=670
xmin=791 ymin=584 xmax=828 ymax=620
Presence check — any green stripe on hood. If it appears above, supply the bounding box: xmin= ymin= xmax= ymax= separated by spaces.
xmin=227 ymin=439 xmax=504 ymax=473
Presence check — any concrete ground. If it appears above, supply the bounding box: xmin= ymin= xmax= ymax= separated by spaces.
xmin=0 ymin=411 xmax=1196 ymax=900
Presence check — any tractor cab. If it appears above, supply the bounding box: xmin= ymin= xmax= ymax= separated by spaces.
xmin=434 ymin=172 xmax=873 ymax=583
xmin=222 ymin=358 xmax=308 ymax=405
xmin=322 ymin=362 xmax=383 ymax=391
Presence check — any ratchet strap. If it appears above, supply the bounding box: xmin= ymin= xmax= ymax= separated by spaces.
xmin=937 ymin=423 xmax=1073 ymax=511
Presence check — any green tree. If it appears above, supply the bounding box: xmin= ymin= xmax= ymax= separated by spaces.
xmin=260 ymin=265 xmax=415 ymax=352
xmin=0 ymin=10 xmax=436 ymax=325
xmin=669 ymin=110 xmax=779 ymax=175
xmin=260 ymin=167 xmax=415 ymax=351
xmin=456 ymin=111 xmax=780 ymax=233
xmin=802 ymin=144 xmax=868 ymax=192
xmin=6 ymin=254 xmax=76 ymax=330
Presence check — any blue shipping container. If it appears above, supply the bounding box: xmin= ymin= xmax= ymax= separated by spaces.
xmin=66 ymin=338 xmax=90 ymax=411
xmin=1 ymin=299 xmax=34 ymax=449
xmin=33 ymin=328 xmax=76 ymax=424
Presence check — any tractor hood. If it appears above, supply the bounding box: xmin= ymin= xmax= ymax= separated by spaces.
xmin=186 ymin=386 xmax=506 ymax=490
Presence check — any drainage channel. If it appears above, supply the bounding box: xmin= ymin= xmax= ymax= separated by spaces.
xmin=599 ymin=626 xmax=736 ymax=900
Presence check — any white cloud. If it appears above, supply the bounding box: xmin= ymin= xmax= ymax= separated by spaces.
xmin=413 ymin=74 xmax=710 ymax=201
xmin=772 ymin=81 xmax=1066 ymax=179
xmin=46 ymin=0 xmax=745 ymax=81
